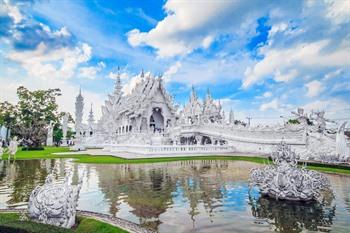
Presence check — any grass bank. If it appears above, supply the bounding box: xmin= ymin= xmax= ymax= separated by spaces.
xmin=2 ymin=147 xmax=350 ymax=175
xmin=0 ymin=212 xmax=128 ymax=233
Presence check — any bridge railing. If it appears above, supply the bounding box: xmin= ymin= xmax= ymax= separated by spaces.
xmin=104 ymin=144 xmax=236 ymax=155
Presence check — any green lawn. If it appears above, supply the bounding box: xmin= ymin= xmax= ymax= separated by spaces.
xmin=2 ymin=146 xmax=350 ymax=175
xmin=0 ymin=212 xmax=128 ymax=233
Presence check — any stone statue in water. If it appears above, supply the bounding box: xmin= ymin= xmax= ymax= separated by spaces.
xmin=28 ymin=168 xmax=84 ymax=228
xmin=249 ymin=141 xmax=332 ymax=202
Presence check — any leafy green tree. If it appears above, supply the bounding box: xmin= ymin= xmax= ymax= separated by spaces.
xmin=0 ymin=101 xmax=18 ymax=139
xmin=0 ymin=86 xmax=62 ymax=149
xmin=288 ymin=119 xmax=300 ymax=124
xmin=53 ymin=127 xmax=63 ymax=146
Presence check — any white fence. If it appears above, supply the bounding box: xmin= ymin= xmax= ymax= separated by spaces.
xmin=104 ymin=144 xmax=236 ymax=155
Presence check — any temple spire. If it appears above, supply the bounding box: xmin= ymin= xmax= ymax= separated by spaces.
xmin=88 ymin=103 xmax=94 ymax=127
xmin=114 ymin=66 xmax=122 ymax=96
xmin=141 ymin=68 xmax=144 ymax=78
xmin=190 ymin=85 xmax=197 ymax=100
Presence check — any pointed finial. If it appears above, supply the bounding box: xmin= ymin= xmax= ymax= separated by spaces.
xmin=79 ymin=86 xmax=82 ymax=95
xmin=141 ymin=68 xmax=144 ymax=78
xmin=207 ymin=87 xmax=211 ymax=97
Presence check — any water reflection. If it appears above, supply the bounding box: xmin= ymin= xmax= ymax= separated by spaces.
xmin=249 ymin=194 xmax=336 ymax=232
xmin=0 ymin=159 xmax=349 ymax=232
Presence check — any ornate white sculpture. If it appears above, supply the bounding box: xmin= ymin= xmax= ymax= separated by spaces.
xmin=46 ymin=122 xmax=54 ymax=146
xmin=28 ymin=169 xmax=83 ymax=229
xmin=8 ymin=136 xmax=19 ymax=160
xmin=249 ymin=142 xmax=333 ymax=202
xmin=62 ymin=113 xmax=69 ymax=146
xmin=336 ymin=122 xmax=350 ymax=161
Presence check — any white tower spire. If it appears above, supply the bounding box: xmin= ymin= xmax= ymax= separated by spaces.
xmin=114 ymin=66 xmax=122 ymax=96
xmin=75 ymin=87 xmax=84 ymax=134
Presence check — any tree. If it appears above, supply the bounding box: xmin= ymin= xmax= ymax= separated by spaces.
xmin=0 ymin=86 xmax=62 ymax=149
xmin=0 ymin=101 xmax=18 ymax=139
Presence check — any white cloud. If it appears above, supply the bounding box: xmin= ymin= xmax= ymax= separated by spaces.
xmin=260 ymin=98 xmax=280 ymax=111
xmin=243 ymin=39 xmax=350 ymax=88
xmin=305 ymin=80 xmax=324 ymax=97
xmin=323 ymin=68 xmax=342 ymax=80
xmin=53 ymin=26 xmax=71 ymax=37
xmin=121 ymin=74 xmax=143 ymax=96
xmin=127 ymin=0 xmax=276 ymax=57
xmin=79 ymin=61 xmax=105 ymax=79
xmin=325 ymin=0 xmax=350 ymax=25
xmin=274 ymin=69 xmax=298 ymax=82
xmin=163 ymin=61 xmax=181 ymax=82
xmin=7 ymin=42 xmax=92 ymax=80
xmin=263 ymin=91 xmax=273 ymax=98
xmin=1 ymin=0 xmax=23 ymax=24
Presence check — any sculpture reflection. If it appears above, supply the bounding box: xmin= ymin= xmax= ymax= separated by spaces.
xmin=249 ymin=194 xmax=335 ymax=233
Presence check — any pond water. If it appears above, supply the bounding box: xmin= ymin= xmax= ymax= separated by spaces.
xmin=0 ymin=159 xmax=349 ymax=233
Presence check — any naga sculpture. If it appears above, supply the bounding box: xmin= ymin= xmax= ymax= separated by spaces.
xmin=28 ymin=168 xmax=84 ymax=228
xmin=249 ymin=142 xmax=332 ymax=202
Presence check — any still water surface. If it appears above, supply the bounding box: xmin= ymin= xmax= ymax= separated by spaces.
xmin=0 ymin=159 xmax=349 ymax=232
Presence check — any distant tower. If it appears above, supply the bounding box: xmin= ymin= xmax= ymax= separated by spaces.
xmin=229 ymin=109 xmax=235 ymax=124
xmin=222 ymin=110 xmax=226 ymax=123
xmin=87 ymin=103 xmax=94 ymax=136
xmin=75 ymin=87 xmax=84 ymax=134
xmin=114 ymin=67 xmax=122 ymax=96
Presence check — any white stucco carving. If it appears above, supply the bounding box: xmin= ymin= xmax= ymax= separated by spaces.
xmin=249 ymin=142 xmax=333 ymax=202
xmin=28 ymin=168 xmax=83 ymax=229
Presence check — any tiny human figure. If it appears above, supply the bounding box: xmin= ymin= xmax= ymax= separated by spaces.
xmin=8 ymin=136 xmax=20 ymax=160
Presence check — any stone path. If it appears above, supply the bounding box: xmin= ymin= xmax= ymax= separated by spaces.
xmin=0 ymin=209 xmax=156 ymax=233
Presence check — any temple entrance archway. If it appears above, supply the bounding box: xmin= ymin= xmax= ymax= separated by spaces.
xmin=150 ymin=108 xmax=164 ymax=133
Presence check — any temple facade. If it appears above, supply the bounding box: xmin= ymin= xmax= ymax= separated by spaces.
xmin=73 ymin=70 xmax=350 ymax=162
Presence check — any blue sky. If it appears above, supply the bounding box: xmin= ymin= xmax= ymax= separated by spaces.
xmin=0 ymin=0 xmax=349 ymax=124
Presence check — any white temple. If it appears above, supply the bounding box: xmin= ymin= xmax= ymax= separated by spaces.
xmin=73 ymin=70 xmax=350 ymax=162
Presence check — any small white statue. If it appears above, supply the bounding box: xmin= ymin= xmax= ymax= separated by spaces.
xmin=8 ymin=136 xmax=19 ymax=160
xmin=28 ymin=169 xmax=83 ymax=229
xmin=46 ymin=122 xmax=54 ymax=146
xmin=62 ymin=113 xmax=69 ymax=146
xmin=336 ymin=122 xmax=350 ymax=161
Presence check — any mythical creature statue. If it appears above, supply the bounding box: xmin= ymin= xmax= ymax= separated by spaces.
xmin=291 ymin=108 xmax=310 ymax=126
xmin=336 ymin=122 xmax=350 ymax=161
xmin=249 ymin=142 xmax=332 ymax=202
xmin=310 ymin=110 xmax=335 ymax=134
xmin=28 ymin=168 xmax=84 ymax=228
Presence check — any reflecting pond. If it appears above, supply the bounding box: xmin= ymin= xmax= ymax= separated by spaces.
xmin=0 ymin=159 xmax=349 ymax=232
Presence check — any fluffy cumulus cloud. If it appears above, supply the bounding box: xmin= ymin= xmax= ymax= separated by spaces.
xmin=127 ymin=0 xmax=297 ymax=57
xmin=0 ymin=0 xmax=23 ymax=24
xmin=79 ymin=61 xmax=105 ymax=79
xmin=242 ymin=39 xmax=350 ymax=88
xmin=260 ymin=98 xmax=280 ymax=111
xmin=305 ymin=80 xmax=324 ymax=98
xmin=7 ymin=42 xmax=92 ymax=79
